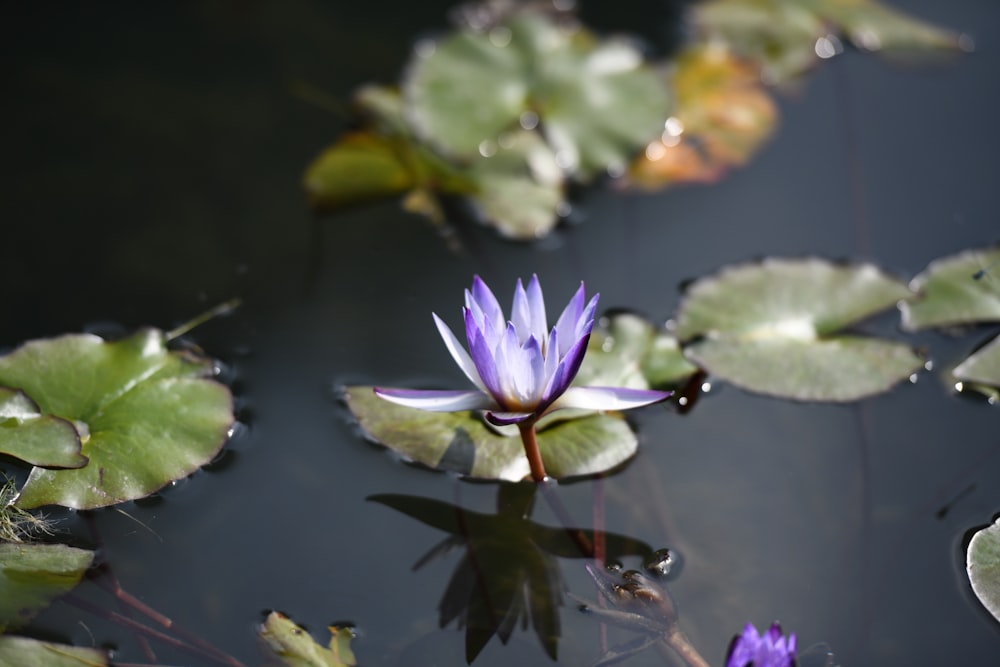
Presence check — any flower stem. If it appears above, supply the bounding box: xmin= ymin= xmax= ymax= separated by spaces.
xmin=517 ymin=422 xmax=548 ymax=482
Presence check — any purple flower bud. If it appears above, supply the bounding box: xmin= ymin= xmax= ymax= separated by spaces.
xmin=725 ymin=622 xmax=797 ymax=667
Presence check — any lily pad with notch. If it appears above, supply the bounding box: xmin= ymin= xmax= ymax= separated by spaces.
xmin=0 ymin=328 xmax=234 ymax=510
xmin=674 ymin=258 xmax=922 ymax=401
xmin=343 ymin=386 xmax=637 ymax=481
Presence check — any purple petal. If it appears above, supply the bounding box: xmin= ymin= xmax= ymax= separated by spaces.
xmin=525 ymin=274 xmax=547 ymax=341
xmin=541 ymin=334 xmax=591 ymax=404
xmin=497 ymin=323 xmax=542 ymax=407
xmin=579 ymin=293 xmax=600 ymax=338
xmin=543 ymin=327 xmax=560 ymax=379
xmin=433 ymin=313 xmax=486 ymax=392
xmin=465 ymin=311 xmax=503 ymax=401
xmin=485 ymin=410 xmax=535 ymax=426
xmin=511 ymin=278 xmax=532 ymax=343
xmin=548 ymin=386 xmax=672 ymax=412
xmin=470 ymin=275 xmax=504 ymax=335
xmin=554 ymin=283 xmax=586 ymax=355
xmin=373 ymin=388 xmax=495 ymax=412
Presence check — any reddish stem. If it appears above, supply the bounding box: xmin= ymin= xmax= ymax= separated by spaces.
xmin=517 ymin=421 xmax=548 ymax=482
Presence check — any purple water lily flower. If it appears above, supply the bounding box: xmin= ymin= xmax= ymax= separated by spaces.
xmin=375 ymin=275 xmax=671 ymax=481
xmin=725 ymin=622 xmax=797 ymax=667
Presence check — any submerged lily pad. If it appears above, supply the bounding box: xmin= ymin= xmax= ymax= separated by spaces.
xmin=259 ymin=611 xmax=356 ymax=667
xmin=967 ymin=517 xmax=1000 ymax=623
xmin=900 ymin=247 xmax=1000 ymax=330
xmin=0 ymin=636 xmax=107 ymax=667
xmin=675 ymin=258 xmax=921 ymax=401
xmin=405 ymin=10 xmax=670 ymax=179
xmin=344 ymin=386 xmax=637 ymax=481
xmin=0 ymin=329 xmax=234 ymax=509
xmin=0 ymin=387 xmax=87 ymax=469
xmin=0 ymin=543 xmax=94 ymax=631
xmin=578 ymin=312 xmax=698 ymax=389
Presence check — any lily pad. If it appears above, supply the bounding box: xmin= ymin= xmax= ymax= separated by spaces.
xmin=0 ymin=636 xmax=108 ymax=667
xmin=693 ymin=0 xmax=827 ymax=84
xmin=305 ymin=87 xmax=473 ymax=218
xmin=344 ymin=386 xmax=637 ymax=481
xmin=953 ymin=335 xmax=1000 ymax=403
xmin=259 ymin=611 xmax=356 ymax=667
xmin=675 ymin=258 xmax=922 ymax=401
xmin=578 ymin=313 xmax=698 ymax=389
xmin=967 ymin=517 xmax=1000 ymax=623
xmin=812 ymin=0 xmax=966 ymax=54
xmin=404 ymin=10 xmax=670 ymax=179
xmin=0 ymin=328 xmax=234 ymax=509
xmin=0 ymin=542 xmax=94 ymax=631
xmin=900 ymin=247 xmax=1000 ymax=330
xmin=628 ymin=44 xmax=778 ymax=189
xmin=693 ymin=0 xmax=964 ymax=85
xmin=0 ymin=387 xmax=87 ymax=469
xmin=466 ymin=128 xmax=565 ymax=239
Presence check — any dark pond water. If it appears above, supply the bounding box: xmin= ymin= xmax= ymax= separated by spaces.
xmin=5 ymin=1 xmax=1000 ymax=666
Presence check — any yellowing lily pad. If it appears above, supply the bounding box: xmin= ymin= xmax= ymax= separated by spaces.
xmin=404 ymin=10 xmax=670 ymax=180
xmin=967 ymin=517 xmax=1000 ymax=623
xmin=0 ymin=329 xmax=234 ymax=509
xmin=0 ymin=636 xmax=107 ymax=667
xmin=675 ymin=258 xmax=922 ymax=401
xmin=0 ymin=542 xmax=94 ymax=631
xmin=343 ymin=386 xmax=637 ymax=481
xmin=628 ymin=45 xmax=778 ymax=189
xmin=259 ymin=611 xmax=356 ymax=667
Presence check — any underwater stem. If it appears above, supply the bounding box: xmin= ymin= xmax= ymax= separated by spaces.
xmin=657 ymin=627 xmax=711 ymax=667
xmin=518 ymin=421 xmax=548 ymax=482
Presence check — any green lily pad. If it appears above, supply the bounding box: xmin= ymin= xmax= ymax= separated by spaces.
xmin=0 ymin=328 xmax=234 ymax=509
xmin=305 ymin=87 xmax=474 ymax=218
xmin=0 ymin=636 xmax=108 ymax=667
xmin=694 ymin=0 xmax=965 ymax=85
xmin=675 ymin=258 xmax=922 ymax=401
xmin=953 ymin=335 xmax=1000 ymax=403
xmin=577 ymin=313 xmax=698 ymax=389
xmin=967 ymin=517 xmax=1000 ymax=623
xmin=0 ymin=543 xmax=94 ymax=631
xmin=259 ymin=611 xmax=356 ymax=667
xmin=0 ymin=387 xmax=87 ymax=469
xmin=811 ymin=0 xmax=966 ymax=53
xmin=467 ymin=128 xmax=564 ymax=239
xmin=900 ymin=247 xmax=1000 ymax=331
xmin=693 ymin=0 xmax=827 ymax=84
xmin=344 ymin=386 xmax=637 ymax=481
xmin=404 ymin=10 xmax=670 ymax=179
